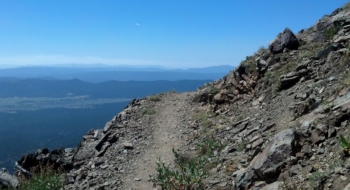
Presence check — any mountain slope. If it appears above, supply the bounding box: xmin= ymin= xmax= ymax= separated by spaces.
xmin=3 ymin=3 xmax=350 ymax=190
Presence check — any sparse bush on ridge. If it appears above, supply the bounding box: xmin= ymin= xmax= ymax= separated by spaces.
xmin=298 ymin=51 xmax=313 ymax=60
xmin=18 ymin=163 xmax=64 ymax=190
xmin=142 ymin=108 xmax=156 ymax=115
xmin=208 ymin=87 xmax=220 ymax=95
xmin=339 ymin=134 xmax=350 ymax=155
xmin=323 ymin=23 xmax=341 ymax=40
xmin=152 ymin=149 xmax=209 ymax=190
xmin=343 ymin=2 xmax=350 ymax=10
xmin=308 ymin=170 xmax=327 ymax=188
xmin=241 ymin=59 xmax=256 ymax=74
xmin=152 ymin=138 xmax=224 ymax=189
xmin=148 ymin=95 xmax=162 ymax=102
xmin=236 ymin=137 xmax=248 ymax=152
xmin=191 ymin=109 xmax=214 ymax=132
xmin=197 ymin=137 xmax=226 ymax=156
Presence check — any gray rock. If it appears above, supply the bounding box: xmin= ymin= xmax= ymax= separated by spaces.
xmin=260 ymin=181 xmax=282 ymax=190
xmin=343 ymin=182 xmax=350 ymax=190
xmin=251 ymin=129 xmax=299 ymax=182
xmin=256 ymin=57 xmax=268 ymax=74
xmin=280 ymin=72 xmax=301 ymax=89
xmin=269 ymin=28 xmax=299 ymax=54
xmin=316 ymin=43 xmax=343 ymax=59
xmin=234 ymin=168 xmax=256 ymax=190
xmin=123 ymin=141 xmax=134 ymax=149
xmin=311 ymin=129 xmax=326 ymax=144
xmin=0 ymin=169 xmax=18 ymax=189
xmin=73 ymin=140 xmax=99 ymax=166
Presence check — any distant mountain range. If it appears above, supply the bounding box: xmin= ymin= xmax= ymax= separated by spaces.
xmin=0 ymin=78 xmax=211 ymax=98
xmin=0 ymin=65 xmax=235 ymax=83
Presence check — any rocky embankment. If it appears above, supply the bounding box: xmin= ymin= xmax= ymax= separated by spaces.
xmin=3 ymin=4 xmax=350 ymax=190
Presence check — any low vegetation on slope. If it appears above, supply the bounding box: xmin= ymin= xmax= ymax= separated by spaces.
xmin=4 ymin=2 xmax=350 ymax=190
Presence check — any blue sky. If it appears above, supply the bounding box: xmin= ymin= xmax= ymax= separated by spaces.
xmin=0 ymin=0 xmax=348 ymax=68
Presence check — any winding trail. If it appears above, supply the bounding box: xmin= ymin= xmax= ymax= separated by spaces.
xmin=123 ymin=92 xmax=193 ymax=190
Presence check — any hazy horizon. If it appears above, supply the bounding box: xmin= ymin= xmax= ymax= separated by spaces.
xmin=0 ymin=63 xmax=235 ymax=70
xmin=1 ymin=0 xmax=348 ymax=68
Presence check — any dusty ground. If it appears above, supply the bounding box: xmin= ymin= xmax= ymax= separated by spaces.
xmin=122 ymin=92 xmax=195 ymax=190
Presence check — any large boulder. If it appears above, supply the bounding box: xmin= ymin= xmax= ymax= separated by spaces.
xmin=251 ymin=129 xmax=300 ymax=182
xmin=17 ymin=147 xmax=74 ymax=174
xmin=0 ymin=168 xmax=18 ymax=189
xmin=269 ymin=28 xmax=299 ymax=54
xmin=234 ymin=129 xmax=300 ymax=189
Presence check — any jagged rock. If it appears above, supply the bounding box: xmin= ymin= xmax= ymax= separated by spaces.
xmin=260 ymin=181 xmax=282 ymax=190
xmin=311 ymin=124 xmax=328 ymax=144
xmin=281 ymin=68 xmax=312 ymax=90
xmin=300 ymin=144 xmax=312 ymax=158
xmin=256 ymin=57 xmax=268 ymax=74
xmin=251 ymin=129 xmax=300 ymax=182
xmin=73 ymin=141 xmax=99 ymax=167
xmin=17 ymin=147 xmax=72 ymax=173
xmin=0 ymin=169 xmax=18 ymax=189
xmin=213 ymin=92 xmax=226 ymax=104
xmin=233 ymin=168 xmax=257 ymax=190
xmin=316 ymin=43 xmax=344 ymax=59
xmin=269 ymin=28 xmax=299 ymax=54
xmin=280 ymin=72 xmax=301 ymax=89
xmin=334 ymin=34 xmax=350 ymax=42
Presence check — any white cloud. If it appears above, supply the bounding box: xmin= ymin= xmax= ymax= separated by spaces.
xmin=135 ymin=23 xmax=140 ymax=26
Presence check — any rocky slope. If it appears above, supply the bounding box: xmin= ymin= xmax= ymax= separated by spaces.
xmin=3 ymin=3 xmax=350 ymax=190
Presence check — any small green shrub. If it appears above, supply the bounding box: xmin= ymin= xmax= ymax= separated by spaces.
xmin=261 ymin=70 xmax=273 ymax=83
xmin=209 ymin=87 xmax=220 ymax=95
xmin=339 ymin=134 xmax=350 ymax=155
xmin=323 ymin=23 xmax=341 ymax=40
xmin=298 ymin=51 xmax=313 ymax=60
xmin=340 ymin=71 xmax=350 ymax=86
xmin=191 ymin=110 xmax=214 ymax=130
xmin=152 ymin=149 xmax=209 ymax=190
xmin=236 ymin=114 xmax=244 ymax=121
xmin=343 ymin=2 xmax=350 ymax=10
xmin=192 ymin=94 xmax=201 ymax=102
xmin=241 ymin=59 xmax=256 ymax=74
xmin=329 ymin=159 xmax=346 ymax=170
xmin=256 ymin=46 xmax=267 ymax=55
xmin=148 ymin=95 xmax=161 ymax=102
xmin=308 ymin=170 xmax=327 ymax=188
xmin=282 ymin=175 xmax=300 ymax=190
xmin=142 ymin=108 xmax=156 ymax=115
xmin=198 ymin=138 xmax=226 ymax=156
xmin=19 ymin=163 xmax=64 ymax=190
xmin=236 ymin=138 xmax=247 ymax=152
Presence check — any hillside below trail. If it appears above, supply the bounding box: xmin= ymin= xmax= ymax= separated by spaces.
xmin=122 ymin=92 xmax=195 ymax=190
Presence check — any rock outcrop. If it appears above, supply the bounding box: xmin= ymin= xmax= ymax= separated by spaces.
xmin=0 ymin=169 xmax=18 ymax=189
xmin=269 ymin=28 xmax=299 ymax=54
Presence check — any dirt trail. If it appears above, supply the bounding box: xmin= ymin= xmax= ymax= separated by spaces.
xmin=123 ymin=92 xmax=193 ymax=190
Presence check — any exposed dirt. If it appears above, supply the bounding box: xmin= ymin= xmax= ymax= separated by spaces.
xmin=122 ymin=92 xmax=195 ymax=190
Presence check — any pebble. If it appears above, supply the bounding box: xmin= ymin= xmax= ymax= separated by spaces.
xmin=134 ymin=178 xmax=142 ymax=181
xmin=341 ymin=175 xmax=347 ymax=181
